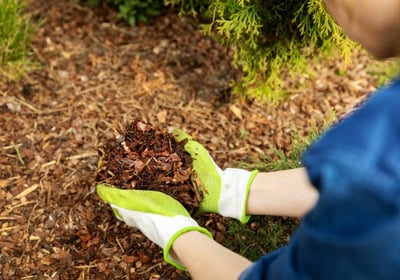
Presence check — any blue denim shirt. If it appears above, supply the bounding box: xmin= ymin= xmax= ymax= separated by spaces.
xmin=240 ymin=78 xmax=400 ymax=279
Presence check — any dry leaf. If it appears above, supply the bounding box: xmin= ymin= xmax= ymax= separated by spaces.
xmin=229 ymin=104 xmax=242 ymax=119
xmin=157 ymin=110 xmax=167 ymax=123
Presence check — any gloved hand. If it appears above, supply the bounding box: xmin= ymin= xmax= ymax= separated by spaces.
xmin=173 ymin=129 xmax=258 ymax=223
xmin=96 ymin=184 xmax=212 ymax=270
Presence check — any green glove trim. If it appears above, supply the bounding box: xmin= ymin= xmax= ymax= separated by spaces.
xmin=97 ymin=184 xmax=191 ymax=218
xmin=164 ymin=226 xmax=213 ymax=271
xmin=240 ymin=169 xmax=259 ymax=224
xmin=173 ymin=129 xmax=221 ymax=213
xmin=173 ymin=129 xmax=194 ymax=143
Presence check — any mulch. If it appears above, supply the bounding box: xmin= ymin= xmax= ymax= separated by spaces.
xmin=96 ymin=120 xmax=201 ymax=215
xmin=0 ymin=0 xmax=383 ymax=279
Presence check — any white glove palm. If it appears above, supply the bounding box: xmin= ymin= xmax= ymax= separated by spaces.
xmin=97 ymin=184 xmax=212 ymax=270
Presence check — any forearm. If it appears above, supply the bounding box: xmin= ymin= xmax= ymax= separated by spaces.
xmin=247 ymin=167 xmax=319 ymax=218
xmin=172 ymin=231 xmax=252 ymax=280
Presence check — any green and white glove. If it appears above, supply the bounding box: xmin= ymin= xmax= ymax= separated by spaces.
xmin=173 ymin=129 xmax=258 ymax=224
xmin=96 ymin=184 xmax=212 ymax=270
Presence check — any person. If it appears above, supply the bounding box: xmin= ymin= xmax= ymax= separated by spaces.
xmin=96 ymin=0 xmax=400 ymax=279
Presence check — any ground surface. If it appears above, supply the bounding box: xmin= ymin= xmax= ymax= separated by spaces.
xmin=0 ymin=0 xmax=382 ymax=279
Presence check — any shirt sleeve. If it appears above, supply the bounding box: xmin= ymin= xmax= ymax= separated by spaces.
xmin=240 ymin=78 xmax=400 ymax=280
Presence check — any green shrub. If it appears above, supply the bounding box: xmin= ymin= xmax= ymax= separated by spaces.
xmin=81 ymin=0 xmax=356 ymax=102
xmin=112 ymin=0 xmax=164 ymax=25
xmin=0 ymin=0 xmax=35 ymax=80
xmin=197 ymin=0 xmax=355 ymax=102
xmin=165 ymin=0 xmax=355 ymax=102
xmin=79 ymin=0 xmax=165 ymax=25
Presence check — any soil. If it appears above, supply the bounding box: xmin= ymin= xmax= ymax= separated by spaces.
xmin=0 ymin=0 xmax=382 ymax=279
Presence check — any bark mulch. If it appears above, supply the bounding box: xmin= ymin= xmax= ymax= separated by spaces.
xmin=96 ymin=120 xmax=201 ymax=215
xmin=0 ymin=0 xmax=383 ymax=279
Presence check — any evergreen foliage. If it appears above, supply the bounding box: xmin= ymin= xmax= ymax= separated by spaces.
xmin=198 ymin=0 xmax=355 ymax=102
xmin=80 ymin=0 xmax=356 ymax=102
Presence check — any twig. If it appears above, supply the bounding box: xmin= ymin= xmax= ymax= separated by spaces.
xmin=11 ymin=141 xmax=25 ymax=165
xmin=0 ymin=176 xmax=20 ymax=189
xmin=41 ymin=160 xmax=56 ymax=168
xmin=137 ymin=263 xmax=162 ymax=275
xmin=6 ymin=201 xmax=37 ymax=212
xmin=42 ymin=151 xmax=96 ymax=168
xmin=115 ymin=237 xmax=125 ymax=253
xmin=20 ymin=276 xmax=36 ymax=280
xmin=15 ymin=184 xmax=40 ymax=199
xmin=3 ymin=143 xmax=22 ymax=150
xmin=0 ymin=217 xmax=16 ymax=220
xmin=14 ymin=97 xmax=42 ymax=114
xmin=191 ymin=171 xmax=207 ymax=203
xmin=73 ymin=264 xmax=99 ymax=269
xmin=0 ymin=225 xmax=20 ymax=233
xmin=39 ymin=152 xmax=98 ymax=170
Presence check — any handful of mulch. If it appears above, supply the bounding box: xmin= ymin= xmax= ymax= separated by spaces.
xmin=96 ymin=120 xmax=202 ymax=215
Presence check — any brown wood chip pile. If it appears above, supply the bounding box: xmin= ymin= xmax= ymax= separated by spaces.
xmin=97 ymin=120 xmax=201 ymax=215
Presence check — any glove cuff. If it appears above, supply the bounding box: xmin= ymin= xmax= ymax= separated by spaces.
xmin=219 ymin=168 xmax=259 ymax=223
xmin=164 ymin=226 xmax=213 ymax=270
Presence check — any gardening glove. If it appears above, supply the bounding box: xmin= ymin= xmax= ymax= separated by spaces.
xmin=173 ymin=129 xmax=258 ymax=223
xmin=96 ymin=184 xmax=213 ymax=270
